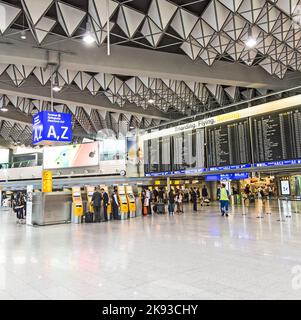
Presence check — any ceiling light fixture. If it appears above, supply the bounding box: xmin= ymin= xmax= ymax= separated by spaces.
xmin=0 ymin=99 xmax=8 ymax=112
xmin=245 ymin=27 xmax=257 ymax=48
xmin=20 ymin=30 xmax=27 ymax=40
xmin=52 ymin=73 xmax=61 ymax=92
xmin=83 ymin=22 xmax=95 ymax=45
xmin=129 ymin=126 xmax=134 ymax=129
xmin=148 ymin=98 xmax=155 ymax=104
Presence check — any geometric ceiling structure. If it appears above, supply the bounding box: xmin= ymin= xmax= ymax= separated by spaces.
xmin=0 ymin=0 xmax=300 ymax=78
xmin=0 ymin=0 xmax=301 ymax=146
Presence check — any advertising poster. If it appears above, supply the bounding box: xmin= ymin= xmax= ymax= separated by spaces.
xmin=126 ymin=137 xmax=139 ymax=177
xmin=280 ymin=180 xmax=290 ymax=196
xmin=43 ymin=142 xmax=99 ymax=169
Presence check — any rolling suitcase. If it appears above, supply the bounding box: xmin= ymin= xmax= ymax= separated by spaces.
xmin=157 ymin=202 xmax=165 ymax=214
xmin=85 ymin=212 xmax=94 ymax=223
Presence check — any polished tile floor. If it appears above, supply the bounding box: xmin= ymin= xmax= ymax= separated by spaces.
xmin=0 ymin=199 xmax=301 ymax=300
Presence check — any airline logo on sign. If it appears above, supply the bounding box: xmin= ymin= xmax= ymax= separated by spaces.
xmin=32 ymin=111 xmax=72 ymax=144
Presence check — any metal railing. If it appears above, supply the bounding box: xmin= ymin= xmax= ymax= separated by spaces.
xmin=0 ymin=160 xmax=41 ymax=169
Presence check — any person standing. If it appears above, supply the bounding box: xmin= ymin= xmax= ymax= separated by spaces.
xmin=191 ymin=188 xmax=197 ymax=212
xmin=141 ymin=189 xmax=146 ymax=216
xmin=158 ymin=187 xmax=165 ymax=202
xmin=175 ymin=190 xmax=183 ymax=213
xmin=92 ymin=187 xmax=102 ymax=222
xmin=220 ymin=183 xmax=230 ymax=217
xmin=201 ymin=185 xmax=208 ymax=206
xmin=145 ymin=188 xmax=151 ymax=215
xmin=244 ymin=184 xmax=251 ymax=204
xmin=101 ymin=188 xmax=109 ymax=221
xmin=168 ymin=189 xmax=175 ymax=215
xmin=111 ymin=189 xmax=120 ymax=220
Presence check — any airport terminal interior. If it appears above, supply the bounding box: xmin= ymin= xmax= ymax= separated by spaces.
xmin=1 ymin=0 xmax=301 ymax=300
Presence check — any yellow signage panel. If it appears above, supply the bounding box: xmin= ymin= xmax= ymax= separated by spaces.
xmin=42 ymin=170 xmax=52 ymax=192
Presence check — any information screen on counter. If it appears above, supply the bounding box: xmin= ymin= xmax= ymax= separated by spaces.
xmin=207 ymin=120 xmax=251 ymax=168
xmin=253 ymin=107 xmax=301 ymax=163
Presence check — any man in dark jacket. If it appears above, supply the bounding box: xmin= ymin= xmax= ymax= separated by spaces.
xmin=191 ymin=188 xmax=197 ymax=212
xmin=101 ymin=188 xmax=109 ymax=221
xmin=92 ymin=187 xmax=102 ymax=222
xmin=111 ymin=189 xmax=120 ymax=220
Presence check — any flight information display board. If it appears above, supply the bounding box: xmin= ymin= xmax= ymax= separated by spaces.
xmin=207 ymin=120 xmax=251 ymax=168
xmin=144 ymin=128 xmax=205 ymax=175
xmin=252 ymin=108 xmax=301 ymax=163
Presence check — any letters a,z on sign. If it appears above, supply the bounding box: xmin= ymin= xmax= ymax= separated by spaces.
xmin=32 ymin=111 xmax=72 ymax=144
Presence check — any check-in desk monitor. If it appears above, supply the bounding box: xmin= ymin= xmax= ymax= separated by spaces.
xmin=72 ymin=187 xmax=83 ymax=217
xmin=85 ymin=186 xmax=95 ymax=213
xmin=126 ymin=186 xmax=136 ymax=218
xmin=117 ymin=186 xmax=128 ymax=219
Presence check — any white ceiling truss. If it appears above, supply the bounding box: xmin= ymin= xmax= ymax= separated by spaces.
xmin=0 ymin=63 xmax=270 ymax=116
xmin=0 ymin=92 xmax=163 ymax=144
xmin=0 ymin=0 xmax=300 ymax=79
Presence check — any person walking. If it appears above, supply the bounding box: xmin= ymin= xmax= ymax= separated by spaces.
xmin=191 ymin=188 xmax=197 ymax=212
xmin=168 ymin=189 xmax=175 ymax=215
xmin=111 ymin=188 xmax=120 ymax=220
xmin=220 ymin=183 xmax=230 ymax=217
xmin=101 ymin=188 xmax=109 ymax=221
xmin=92 ymin=187 xmax=102 ymax=222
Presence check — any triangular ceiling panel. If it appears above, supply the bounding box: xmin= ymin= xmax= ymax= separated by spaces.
xmin=89 ymin=0 xmax=118 ymax=28
xmin=34 ymin=17 xmax=56 ymax=43
xmin=201 ymin=0 xmax=231 ymax=31
xmin=171 ymin=8 xmax=198 ymax=39
xmin=148 ymin=0 xmax=177 ymax=30
xmin=219 ymin=0 xmax=244 ymax=12
xmin=117 ymin=5 xmax=145 ymax=38
xmin=0 ymin=2 xmax=21 ymax=34
xmin=21 ymin=0 xmax=53 ymax=25
xmin=56 ymin=1 xmax=86 ymax=37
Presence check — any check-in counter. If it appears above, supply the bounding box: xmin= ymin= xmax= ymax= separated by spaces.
xmin=31 ymin=191 xmax=72 ymax=226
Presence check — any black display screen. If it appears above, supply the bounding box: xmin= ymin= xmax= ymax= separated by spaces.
xmin=207 ymin=120 xmax=251 ymax=167
xmin=253 ymin=108 xmax=301 ymax=163
xmin=144 ymin=128 xmax=205 ymax=174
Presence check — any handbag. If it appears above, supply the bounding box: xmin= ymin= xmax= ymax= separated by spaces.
xmin=143 ymin=206 xmax=148 ymax=215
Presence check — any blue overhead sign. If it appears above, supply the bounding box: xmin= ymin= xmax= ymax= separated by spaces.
xmin=205 ymin=173 xmax=249 ymax=181
xmin=254 ymin=160 xmax=301 ymax=167
xmin=32 ymin=111 xmax=72 ymax=145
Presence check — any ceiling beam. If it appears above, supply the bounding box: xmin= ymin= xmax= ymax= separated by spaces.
xmin=0 ymin=33 xmax=299 ymax=90
xmin=0 ymin=75 xmax=170 ymax=121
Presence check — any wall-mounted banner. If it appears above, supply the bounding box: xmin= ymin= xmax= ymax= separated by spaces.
xmin=43 ymin=142 xmax=99 ymax=169
xmin=32 ymin=111 xmax=72 ymax=145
